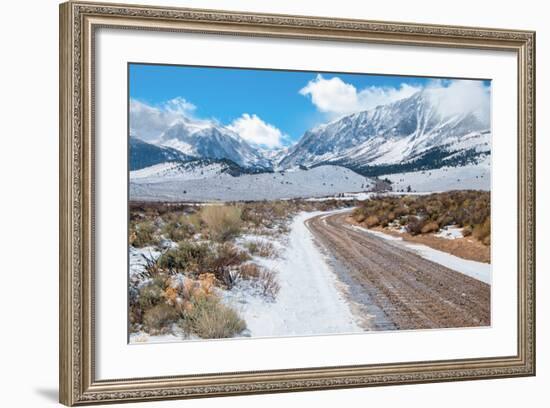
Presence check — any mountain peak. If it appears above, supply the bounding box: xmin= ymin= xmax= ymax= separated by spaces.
xmin=158 ymin=116 xmax=271 ymax=169
xmin=278 ymin=90 xmax=490 ymax=174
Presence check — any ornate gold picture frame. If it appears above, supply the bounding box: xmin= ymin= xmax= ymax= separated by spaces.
xmin=59 ymin=1 xmax=535 ymax=405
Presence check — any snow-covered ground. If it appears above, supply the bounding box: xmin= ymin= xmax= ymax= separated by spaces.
xmin=381 ymin=158 xmax=490 ymax=193
xmin=224 ymin=211 xmax=362 ymax=337
xmin=129 ymin=246 xmax=161 ymax=279
xmin=435 ymin=225 xmax=464 ymax=240
xmin=130 ymin=165 xmax=373 ymax=202
xmin=350 ymin=225 xmax=491 ymax=284
xmin=130 ymin=161 xmax=226 ymax=183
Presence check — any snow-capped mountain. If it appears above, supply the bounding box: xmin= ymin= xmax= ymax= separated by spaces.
xmin=130 ymin=89 xmax=491 ymax=181
xmin=158 ymin=117 xmax=271 ymax=170
xmin=278 ymin=90 xmax=490 ymax=176
xmin=129 ymin=136 xmax=195 ymax=171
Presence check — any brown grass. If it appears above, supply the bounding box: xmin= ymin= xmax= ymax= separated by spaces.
xmin=237 ymin=263 xmax=262 ymax=280
xmin=244 ymin=240 xmax=277 ymax=258
xmin=200 ymin=205 xmax=243 ymax=242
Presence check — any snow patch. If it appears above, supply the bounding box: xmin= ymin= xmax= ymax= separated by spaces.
xmin=382 ymin=157 xmax=490 ymax=193
xmin=435 ymin=225 xmax=464 ymax=240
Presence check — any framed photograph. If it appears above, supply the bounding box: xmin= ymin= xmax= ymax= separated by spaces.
xmin=59 ymin=1 xmax=536 ymax=405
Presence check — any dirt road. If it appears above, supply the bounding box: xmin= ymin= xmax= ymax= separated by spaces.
xmin=305 ymin=211 xmax=491 ymax=330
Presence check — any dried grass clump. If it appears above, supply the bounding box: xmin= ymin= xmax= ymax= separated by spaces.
xmin=421 ymin=221 xmax=440 ymax=234
xmin=365 ymin=215 xmax=380 ymax=228
xmin=473 ymin=217 xmax=491 ymax=246
xmin=200 ymin=205 xmax=243 ymax=242
xmin=245 ymin=240 xmax=277 ymax=258
xmin=237 ymin=263 xmax=262 ymax=280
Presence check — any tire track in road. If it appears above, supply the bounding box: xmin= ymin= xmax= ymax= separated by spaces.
xmin=305 ymin=211 xmax=491 ymax=330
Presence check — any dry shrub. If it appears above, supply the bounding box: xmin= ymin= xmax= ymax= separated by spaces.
xmin=421 ymin=221 xmax=440 ymax=234
xmin=138 ymin=279 xmax=165 ymax=310
xmin=462 ymin=225 xmax=473 ymax=237
xmin=143 ymin=303 xmax=180 ymax=334
xmin=134 ymin=270 xmax=246 ymax=339
xmin=237 ymin=263 xmax=262 ymax=280
xmin=245 ymin=240 xmax=277 ymax=258
xmin=200 ymin=205 xmax=242 ymax=242
xmin=130 ymin=220 xmax=159 ymax=248
xmin=157 ymin=241 xmax=250 ymax=287
xmin=179 ymin=296 xmax=246 ymax=339
xmin=163 ymin=286 xmax=178 ymax=305
xmin=271 ymin=201 xmax=291 ymax=218
xmin=197 ymin=273 xmax=216 ymax=296
xmin=354 ymin=191 xmax=490 ymax=243
xmin=406 ymin=217 xmax=424 ymax=236
xmin=208 ymin=243 xmax=250 ymax=288
xmin=473 ymin=218 xmax=491 ymax=245
xmin=365 ymin=215 xmax=380 ymax=228
xmin=157 ymin=241 xmax=210 ymax=274
xmin=161 ymin=216 xmax=196 ymax=242
xmin=257 ymin=269 xmax=280 ymax=299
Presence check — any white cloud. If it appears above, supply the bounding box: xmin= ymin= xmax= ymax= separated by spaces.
xmin=426 ymin=79 xmax=491 ymax=125
xmin=228 ymin=114 xmax=286 ymax=148
xmin=299 ymin=74 xmax=420 ymax=117
xmin=130 ymin=99 xmax=287 ymax=149
xmin=129 ymin=97 xmax=196 ymax=141
xmin=163 ymin=96 xmax=196 ymax=116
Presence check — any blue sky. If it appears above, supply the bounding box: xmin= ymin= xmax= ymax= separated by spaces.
xmin=129 ymin=63 xmax=490 ymax=148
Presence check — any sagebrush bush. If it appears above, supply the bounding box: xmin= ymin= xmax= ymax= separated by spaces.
xmin=179 ymin=295 xmax=246 ymax=339
xmin=143 ymin=303 xmax=180 ymax=334
xmin=130 ymin=220 xmax=159 ymax=248
xmin=200 ymin=205 xmax=243 ymax=241
xmin=138 ymin=278 xmax=165 ymax=310
xmin=157 ymin=241 xmax=211 ymax=274
xmin=161 ymin=216 xmax=196 ymax=242
xmin=406 ymin=217 xmax=424 ymax=236
xmin=245 ymin=240 xmax=276 ymax=258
